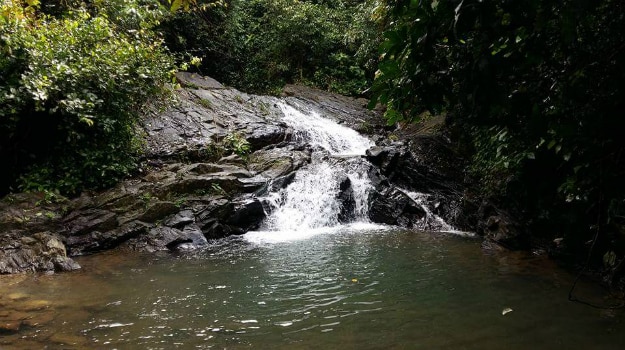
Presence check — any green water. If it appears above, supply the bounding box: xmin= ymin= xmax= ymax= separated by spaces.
xmin=2 ymin=228 xmax=624 ymax=349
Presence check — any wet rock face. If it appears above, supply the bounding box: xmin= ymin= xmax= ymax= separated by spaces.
xmin=364 ymin=123 xmax=473 ymax=232
xmin=368 ymin=187 xmax=427 ymax=228
xmin=0 ymin=232 xmax=80 ymax=274
xmin=143 ymin=72 xmax=290 ymax=161
xmin=366 ymin=142 xmax=461 ymax=196
xmin=337 ymin=177 xmax=356 ymax=223
xmin=476 ymin=202 xmax=526 ymax=249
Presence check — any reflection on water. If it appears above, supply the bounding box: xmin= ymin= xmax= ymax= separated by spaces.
xmin=1 ymin=229 xmax=624 ymax=349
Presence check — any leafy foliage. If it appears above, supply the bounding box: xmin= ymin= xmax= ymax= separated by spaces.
xmin=0 ymin=0 xmax=175 ymax=195
xmin=371 ymin=0 xmax=625 ymax=262
xmin=160 ymin=0 xmax=380 ymax=95
xmin=223 ymin=132 xmax=251 ymax=159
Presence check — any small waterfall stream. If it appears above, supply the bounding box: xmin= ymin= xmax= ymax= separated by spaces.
xmin=253 ymin=103 xmax=376 ymax=237
xmin=279 ymin=103 xmax=373 ymax=156
xmin=247 ymin=101 xmax=455 ymax=242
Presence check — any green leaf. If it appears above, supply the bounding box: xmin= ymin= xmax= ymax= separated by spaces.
xmin=385 ymin=108 xmax=402 ymax=125
xmin=547 ymin=140 xmax=557 ymax=150
xmin=378 ymin=61 xmax=400 ymax=78
xmin=170 ymin=0 xmax=183 ymax=13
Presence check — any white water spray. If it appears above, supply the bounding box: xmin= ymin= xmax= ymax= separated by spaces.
xmin=279 ymin=103 xmax=374 ymax=156
xmin=259 ymin=103 xmax=375 ymax=233
xmin=398 ymin=189 xmax=454 ymax=232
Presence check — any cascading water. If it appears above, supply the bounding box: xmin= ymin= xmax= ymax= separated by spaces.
xmin=278 ymin=103 xmax=374 ymax=156
xmin=247 ymin=101 xmax=458 ymax=243
xmin=398 ymin=189 xmax=455 ymax=232
xmin=248 ymin=103 xmax=378 ymax=241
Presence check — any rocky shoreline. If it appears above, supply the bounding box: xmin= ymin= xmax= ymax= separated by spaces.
xmin=0 ymin=73 xmax=492 ymax=275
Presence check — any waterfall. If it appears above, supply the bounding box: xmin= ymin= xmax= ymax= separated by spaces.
xmin=397 ymin=189 xmax=454 ymax=232
xmin=246 ymin=101 xmax=460 ymax=243
xmin=256 ymin=102 xmax=376 ymax=234
xmin=279 ymin=103 xmax=374 ymax=156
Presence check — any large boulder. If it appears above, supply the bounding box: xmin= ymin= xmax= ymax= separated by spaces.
xmin=0 ymin=232 xmax=80 ymax=274
xmin=337 ymin=176 xmax=356 ymax=223
xmin=225 ymin=198 xmax=266 ymax=233
xmin=123 ymin=224 xmax=208 ymax=252
xmin=476 ymin=202 xmax=526 ymax=249
xmin=368 ymin=187 xmax=427 ymax=228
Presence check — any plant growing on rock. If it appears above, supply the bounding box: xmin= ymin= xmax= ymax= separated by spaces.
xmin=223 ymin=132 xmax=251 ymax=159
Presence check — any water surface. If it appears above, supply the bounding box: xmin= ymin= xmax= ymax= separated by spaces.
xmin=1 ymin=228 xmax=623 ymax=349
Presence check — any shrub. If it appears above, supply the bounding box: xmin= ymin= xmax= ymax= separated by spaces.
xmin=0 ymin=1 xmax=175 ymax=195
xmin=159 ymin=0 xmax=380 ymax=95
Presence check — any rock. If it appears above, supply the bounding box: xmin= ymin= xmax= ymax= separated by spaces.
xmin=217 ymin=154 xmax=247 ymax=166
xmin=0 ymin=320 xmax=22 ymax=334
xmin=477 ymin=202 xmax=526 ymax=249
xmin=137 ymin=201 xmax=179 ymax=223
xmin=65 ymin=221 xmax=149 ymax=255
xmin=22 ymin=310 xmax=55 ymax=327
xmin=164 ymin=210 xmax=195 ymax=228
xmin=0 ymin=232 xmax=80 ymax=274
xmin=158 ymin=175 xmax=241 ymax=197
xmin=244 ymin=122 xmax=291 ymax=150
xmin=7 ymin=293 xmax=28 ymax=302
xmin=365 ymin=146 xmax=400 ymax=175
xmin=368 ymin=187 xmax=426 ymax=227
xmin=63 ymin=209 xmax=117 ymax=236
xmin=194 ymin=197 xmax=234 ymax=231
xmin=337 ymin=177 xmax=356 ymax=223
xmin=176 ymin=71 xmax=225 ymax=90
xmin=126 ymin=224 xmax=208 ymax=252
xmin=47 ymin=333 xmax=89 ymax=347
xmin=248 ymin=147 xmax=311 ymax=179
xmin=168 ymin=224 xmax=208 ymax=251
xmin=365 ymin=137 xmax=473 ymax=231
xmin=186 ymin=163 xmax=253 ymax=178
xmin=142 ymin=82 xmax=287 ymax=160
xmin=266 ymin=172 xmax=297 ymax=193
xmin=238 ymin=176 xmax=270 ymax=193
xmin=225 ymin=199 xmax=266 ymax=233
xmin=14 ymin=299 xmax=51 ymax=312
xmin=203 ymin=220 xmax=240 ymax=240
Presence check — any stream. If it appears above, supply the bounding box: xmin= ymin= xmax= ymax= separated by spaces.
xmin=2 ymin=229 xmax=624 ymax=349
xmin=1 ymin=102 xmax=624 ymax=349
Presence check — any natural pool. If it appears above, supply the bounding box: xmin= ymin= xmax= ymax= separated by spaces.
xmin=1 ymin=227 xmax=624 ymax=349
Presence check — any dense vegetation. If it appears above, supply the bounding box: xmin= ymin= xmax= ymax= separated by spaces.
xmin=369 ymin=0 xmax=625 ymax=280
xmin=160 ymin=0 xmax=379 ymax=94
xmin=0 ymin=0 xmax=175 ymax=195
xmin=0 ymin=0 xmax=376 ymax=196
